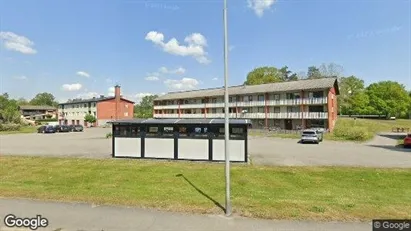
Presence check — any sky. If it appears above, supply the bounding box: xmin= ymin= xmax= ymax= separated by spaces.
xmin=0 ymin=0 xmax=410 ymax=103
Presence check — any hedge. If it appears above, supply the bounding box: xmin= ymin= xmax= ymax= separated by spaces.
xmin=0 ymin=123 xmax=21 ymax=131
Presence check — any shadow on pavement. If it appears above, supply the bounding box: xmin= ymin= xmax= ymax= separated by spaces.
xmin=367 ymin=144 xmax=411 ymax=153
xmin=377 ymin=133 xmax=407 ymax=140
xmin=175 ymin=174 xmax=225 ymax=213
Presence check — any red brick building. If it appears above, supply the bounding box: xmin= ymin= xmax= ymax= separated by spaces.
xmin=58 ymin=85 xmax=134 ymax=126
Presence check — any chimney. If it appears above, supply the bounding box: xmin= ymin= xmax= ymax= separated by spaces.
xmin=114 ymin=85 xmax=121 ymax=100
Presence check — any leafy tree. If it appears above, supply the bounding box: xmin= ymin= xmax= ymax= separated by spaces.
xmin=338 ymin=75 xmax=366 ymax=115
xmin=84 ymin=114 xmax=97 ymax=124
xmin=244 ymin=66 xmax=283 ymax=85
xmin=30 ymin=92 xmax=58 ymax=107
xmin=347 ymin=91 xmax=374 ymax=115
xmin=366 ymin=81 xmax=410 ymax=117
xmin=0 ymin=95 xmax=21 ymax=123
xmin=306 ymin=66 xmax=322 ymax=79
xmin=278 ymin=66 xmax=298 ymax=81
xmin=134 ymin=95 xmax=158 ymax=118
xmin=17 ymin=97 xmax=28 ymax=105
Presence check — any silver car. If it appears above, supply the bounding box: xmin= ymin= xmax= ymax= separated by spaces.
xmin=301 ymin=129 xmax=323 ymax=144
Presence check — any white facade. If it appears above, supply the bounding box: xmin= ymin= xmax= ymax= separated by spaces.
xmin=58 ymin=101 xmax=98 ymax=125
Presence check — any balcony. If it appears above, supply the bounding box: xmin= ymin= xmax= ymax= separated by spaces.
xmin=154 ymin=97 xmax=328 ymax=110
xmin=153 ymin=112 xmax=328 ymax=119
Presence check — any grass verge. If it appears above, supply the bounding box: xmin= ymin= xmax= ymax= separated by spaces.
xmin=0 ymin=126 xmax=38 ymax=135
xmin=1 ymin=156 xmax=410 ymax=221
xmin=249 ymin=118 xmax=411 ymax=142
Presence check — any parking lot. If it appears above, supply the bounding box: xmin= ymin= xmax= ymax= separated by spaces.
xmin=0 ymin=128 xmax=410 ymax=168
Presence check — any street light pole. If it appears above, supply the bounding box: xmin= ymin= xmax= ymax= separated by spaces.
xmin=223 ymin=0 xmax=231 ymax=216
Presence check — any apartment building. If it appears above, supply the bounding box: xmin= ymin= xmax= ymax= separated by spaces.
xmin=58 ymin=85 xmax=135 ymax=126
xmin=19 ymin=105 xmax=58 ymax=120
xmin=153 ymin=77 xmax=339 ymax=131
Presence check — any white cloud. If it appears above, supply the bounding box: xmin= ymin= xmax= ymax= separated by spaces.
xmin=14 ymin=75 xmax=27 ymax=80
xmin=212 ymin=77 xmax=218 ymax=81
xmin=229 ymin=45 xmax=235 ymax=51
xmin=145 ymin=31 xmax=210 ymax=64
xmin=106 ymin=78 xmax=113 ymax=83
xmin=76 ymin=71 xmax=90 ymax=78
xmin=77 ymin=91 xmax=100 ymax=99
xmin=132 ymin=93 xmax=154 ymax=103
xmin=108 ymin=87 xmax=115 ymax=96
xmin=145 ymin=75 xmax=160 ymax=81
xmin=159 ymin=66 xmax=186 ymax=75
xmin=247 ymin=0 xmax=276 ymax=17
xmin=0 ymin=31 xmax=37 ymax=54
xmin=62 ymin=83 xmax=82 ymax=91
xmin=164 ymin=77 xmax=199 ymax=91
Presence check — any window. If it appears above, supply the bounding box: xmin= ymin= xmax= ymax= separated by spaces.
xmin=114 ymin=126 xmax=129 ymax=136
xmin=125 ymin=104 xmax=128 ymax=108
xmin=212 ymin=98 xmax=217 ymax=103
xmin=258 ymin=95 xmax=264 ymax=101
xmin=124 ymin=112 xmax=128 ymax=116
xmin=130 ymin=126 xmax=140 ymax=136
xmin=274 ymin=94 xmax=280 ymax=100
xmin=230 ymin=127 xmax=244 ymax=138
xmin=274 ymin=107 xmax=280 ymax=113
xmin=257 ymin=107 xmax=264 ymax=113
xmin=179 ymin=126 xmax=188 ymax=137
xmin=162 ymin=126 xmax=174 ymax=137
xmin=229 ymin=97 xmax=232 ymax=102
xmin=248 ymin=96 xmax=253 ymax=102
xmin=146 ymin=126 xmax=159 ymax=137
xmin=212 ymin=108 xmax=217 ymax=114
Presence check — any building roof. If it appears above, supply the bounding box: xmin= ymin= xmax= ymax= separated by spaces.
xmin=155 ymin=77 xmax=339 ymax=101
xmin=19 ymin=105 xmax=57 ymax=110
xmin=109 ymin=118 xmax=252 ymax=125
xmin=58 ymin=96 xmax=135 ymax=105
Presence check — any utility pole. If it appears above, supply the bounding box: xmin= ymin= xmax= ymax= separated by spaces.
xmin=223 ymin=0 xmax=231 ymax=217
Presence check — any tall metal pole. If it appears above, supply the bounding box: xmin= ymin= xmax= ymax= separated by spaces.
xmin=223 ymin=0 xmax=231 ymax=216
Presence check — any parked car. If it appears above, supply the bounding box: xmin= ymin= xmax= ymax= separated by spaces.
xmin=54 ymin=125 xmax=70 ymax=132
xmin=300 ymin=129 xmax=323 ymax=144
xmin=404 ymin=134 xmax=411 ymax=148
xmin=37 ymin=125 xmax=56 ymax=134
xmin=71 ymin=125 xmax=84 ymax=132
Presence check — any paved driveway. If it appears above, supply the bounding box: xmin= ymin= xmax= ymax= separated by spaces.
xmin=1 ymin=128 xmax=410 ymax=168
xmin=249 ymin=135 xmax=411 ymax=168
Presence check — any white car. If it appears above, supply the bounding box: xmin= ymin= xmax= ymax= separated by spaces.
xmin=301 ymin=129 xmax=323 ymax=144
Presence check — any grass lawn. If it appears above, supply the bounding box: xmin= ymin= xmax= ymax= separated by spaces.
xmin=0 ymin=126 xmax=38 ymax=135
xmin=1 ymin=156 xmax=410 ymax=221
xmin=249 ymin=118 xmax=411 ymax=142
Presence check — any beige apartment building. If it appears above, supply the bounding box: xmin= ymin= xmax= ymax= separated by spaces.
xmin=153 ymin=77 xmax=339 ymax=131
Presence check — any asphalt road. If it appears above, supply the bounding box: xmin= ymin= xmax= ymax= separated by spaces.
xmin=1 ymin=128 xmax=410 ymax=167
xmin=0 ymin=198 xmax=372 ymax=231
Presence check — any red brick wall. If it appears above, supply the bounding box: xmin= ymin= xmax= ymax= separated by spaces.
xmin=327 ymin=87 xmax=338 ymax=131
xmin=97 ymin=99 xmax=134 ymax=120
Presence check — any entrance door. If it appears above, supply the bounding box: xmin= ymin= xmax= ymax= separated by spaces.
xmin=285 ymin=119 xmax=293 ymax=130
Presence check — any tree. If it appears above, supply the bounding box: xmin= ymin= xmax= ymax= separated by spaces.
xmin=347 ymin=91 xmax=374 ymax=115
xmin=338 ymin=75 xmax=366 ymax=115
xmin=17 ymin=98 xmax=28 ymax=105
xmin=366 ymin=81 xmax=410 ymax=117
xmin=0 ymin=95 xmax=21 ymax=124
xmin=278 ymin=66 xmax=299 ymax=81
xmin=318 ymin=63 xmax=344 ymax=77
xmin=30 ymin=93 xmax=58 ymax=107
xmin=244 ymin=66 xmax=283 ymax=85
xmin=306 ymin=66 xmax=322 ymax=79
xmin=84 ymin=114 xmax=97 ymax=124
xmin=134 ymin=95 xmax=158 ymax=118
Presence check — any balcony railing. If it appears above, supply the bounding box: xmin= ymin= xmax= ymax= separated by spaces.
xmin=153 ymin=112 xmax=328 ymax=119
xmin=153 ymin=97 xmax=328 ymax=110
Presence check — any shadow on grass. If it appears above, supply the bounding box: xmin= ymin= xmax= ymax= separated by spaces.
xmin=175 ymin=174 xmax=225 ymax=213
xmin=367 ymin=144 xmax=411 ymax=153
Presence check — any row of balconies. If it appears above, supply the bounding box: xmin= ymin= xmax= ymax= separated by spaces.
xmin=153 ymin=112 xmax=328 ymax=119
xmin=154 ymin=97 xmax=328 ymax=110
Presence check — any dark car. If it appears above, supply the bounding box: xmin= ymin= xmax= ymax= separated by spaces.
xmin=71 ymin=125 xmax=84 ymax=132
xmin=54 ymin=125 xmax=70 ymax=132
xmin=37 ymin=125 xmax=56 ymax=134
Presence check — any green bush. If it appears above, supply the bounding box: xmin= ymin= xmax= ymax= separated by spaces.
xmin=332 ymin=124 xmax=373 ymax=141
xmin=0 ymin=123 xmax=21 ymax=131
